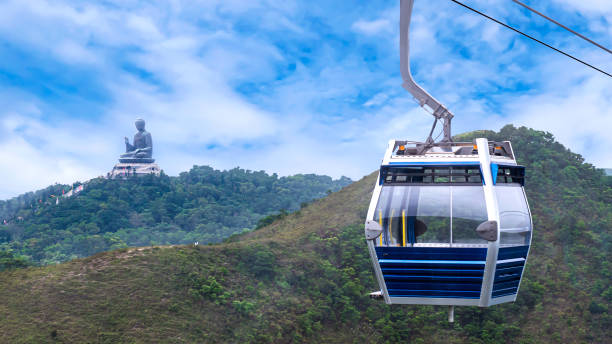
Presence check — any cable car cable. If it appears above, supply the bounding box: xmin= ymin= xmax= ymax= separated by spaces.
xmin=448 ymin=0 xmax=612 ymax=78
xmin=511 ymin=0 xmax=612 ymax=55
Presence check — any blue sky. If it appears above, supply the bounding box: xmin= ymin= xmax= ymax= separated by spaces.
xmin=0 ymin=0 xmax=611 ymax=199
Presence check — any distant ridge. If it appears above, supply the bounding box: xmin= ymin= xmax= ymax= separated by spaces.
xmin=605 ymin=168 xmax=612 ymax=176
xmin=0 ymin=166 xmax=351 ymax=265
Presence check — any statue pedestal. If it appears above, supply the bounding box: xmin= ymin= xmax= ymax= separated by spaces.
xmin=110 ymin=162 xmax=161 ymax=179
xmin=119 ymin=157 xmax=155 ymax=164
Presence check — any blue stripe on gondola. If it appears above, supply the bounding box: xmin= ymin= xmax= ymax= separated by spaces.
xmin=495 ymin=266 xmax=524 ymax=275
xmin=496 ymin=260 xmax=525 ymax=269
xmin=491 ymin=163 xmax=499 ymax=185
xmin=387 ymin=290 xmax=481 ymax=298
xmin=379 ymin=259 xmax=485 ymax=265
xmin=375 ymin=246 xmax=486 ymax=299
xmin=492 ymin=287 xmax=518 ymax=298
xmin=375 ymin=246 xmax=487 ymax=260
xmin=386 ymin=282 xmax=482 ymax=291
xmin=381 ymin=268 xmax=484 ymax=276
xmin=481 ymin=165 xmax=486 ymax=185
xmin=491 ymin=245 xmax=529 ymax=298
xmin=492 ymin=280 xmax=521 ymax=291
xmin=383 ymin=274 xmax=484 ymax=282
xmin=380 ymin=264 xmax=487 ymax=271
xmin=497 ymin=245 xmax=529 ymax=260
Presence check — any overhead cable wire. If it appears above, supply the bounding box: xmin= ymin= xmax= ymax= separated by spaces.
xmin=449 ymin=0 xmax=612 ymax=78
xmin=511 ymin=0 xmax=612 ymax=55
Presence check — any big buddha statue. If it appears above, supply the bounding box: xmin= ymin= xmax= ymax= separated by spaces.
xmin=119 ymin=118 xmax=154 ymax=163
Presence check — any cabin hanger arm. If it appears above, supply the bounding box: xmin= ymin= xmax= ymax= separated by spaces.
xmin=400 ymin=0 xmax=454 ymax=144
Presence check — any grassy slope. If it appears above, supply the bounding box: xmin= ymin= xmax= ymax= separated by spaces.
xmin=0 ymin=126 xmax=610 ymax=343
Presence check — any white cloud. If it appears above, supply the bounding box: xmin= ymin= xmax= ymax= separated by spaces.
xmin=0 ymin=112 xmax=110 ymax=197
xmin=126 ymin=15 xmax=163 ymax=39
xmin=552 ymin=0 xmax=612 ymax=16
xmin=364 ymin=92 xmax=389 ymax=107
xmin=352 ymin=18 xmax=393 ymax=36
xmin=53 ymin=40 xmax=101 ymax=65
xmin=509 ymin=73 xmax=612 ymax=167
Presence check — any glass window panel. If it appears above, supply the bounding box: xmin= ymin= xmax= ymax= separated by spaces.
xmin=375 ymin=184 xmax=498 ymax=246
xmin=375 ymin=186 xmax=409 ymax=246
xmin=500 ymin=231 xmax=531 ymax=246
xmin=451 ymin=175 xmax=463 ymax=183
xmin=496 ymin=185 xmax=531 ymax=246
xmin=434 ymin=176 xmax=449 ymax=183
xmin=415 ymin=186 xmax=450 ymax=243
xmin=469 ymin=175 xmax=482 ymax=183
xmin=452 ymin=186 xmax=488 ymax=244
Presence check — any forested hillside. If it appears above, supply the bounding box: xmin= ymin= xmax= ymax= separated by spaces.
xmin=0 ymin=125 xmax=609 ymax=343
xmin=0 ymin=183 xmax=72 ymax=220
xmin=0 ymin=166 xmax=351 ymax=265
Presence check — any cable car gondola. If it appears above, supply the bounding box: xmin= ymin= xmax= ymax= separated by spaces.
xmin=365 ymin=0 xmax=532 ymax=321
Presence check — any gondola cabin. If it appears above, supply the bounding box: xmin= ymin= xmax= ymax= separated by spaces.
xmin=365 ymin=138 xmax=532 ymax=307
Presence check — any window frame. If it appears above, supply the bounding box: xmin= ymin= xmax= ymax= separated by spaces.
xmin=380 ymin=165 xmax=484 ymax=186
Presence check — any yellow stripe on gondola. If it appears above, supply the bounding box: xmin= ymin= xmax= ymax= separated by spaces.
xmin=389 ymin=209 xmax=394 ymax=246
xmin=378 ymin=210 xmax=383 ymax=246
xmin=402 ymin=210 xmax=406 ymax=247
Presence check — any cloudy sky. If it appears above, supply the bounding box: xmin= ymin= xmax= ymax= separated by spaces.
xmin=0 ymin=0 xmax=610 ymax=199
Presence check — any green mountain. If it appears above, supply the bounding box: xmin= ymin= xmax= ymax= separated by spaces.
xmin=605 ymin=168 xmax=612 ymax=176
xmin=0 ymin=167 xmax=351 ymax=265
xmin=0 ymin=125 xmax=610 ymax=343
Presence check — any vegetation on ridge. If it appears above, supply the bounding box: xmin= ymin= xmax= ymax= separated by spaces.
xmin=0 ymin=166 xmax=351 ymax=265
